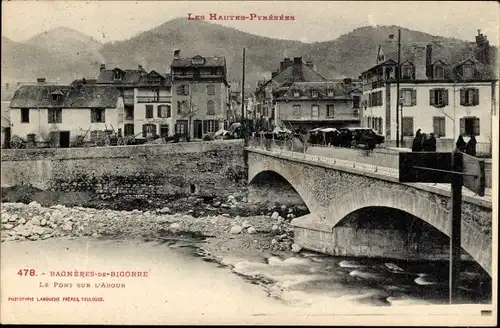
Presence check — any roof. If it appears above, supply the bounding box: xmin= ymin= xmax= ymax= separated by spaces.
xmin=136 ymin=71 xmax=172 ymax=87
xmin=275 ymin=81 xmax=362 ymax=101
xmin=96 ymin=68 xmax=147 ymax=84
xmin=364 ymin=42 xmax=497 ymax=80
xmin=9 ymin=85 xmax=121 ymax=108
xmin=171 ymin=55 xmax=226 ymax=68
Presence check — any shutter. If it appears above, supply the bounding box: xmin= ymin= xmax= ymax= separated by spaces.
xmin=176 ymin=85 xmax=183 ymax=95
xmin=203 ymin=120 xmax=208 ymax=134
xmin=368 ymin=93 xmax=372 ymax=107
xmin=184 ymin=85 xmax=189 ymax=95
xmin=411 ymin=89 xmax=417 ymax=106
xmin=432 ymin=117 xmax=439 ymax=135
xmin=473 ymin=118 xmax=480 ymax=136
xmin=101 ymin=109 xmax=105 ymax=123
xmin=443 ymin=89 xmax=449 ymax=106
xmin=429 ymin=90 xmax=435 ymax=105
xmin=142 ymin=124 xmax=147 ymax=138
xmin=473 ymin=88 xmax=480 ymax=105
xmin=57 ymin=109 xmax=62 ymax=123
xmin=460 ymin=89 xmax=465 ymax=106
xmin=411 ymin=66 xmax=416 ymax=80
xmin=440 ymin=117 xmax=446 ymax=137
xmin=157 ymin=106 xmax=161 ymax=118
xmin=459 ymin=118 xmax=465 ymax=135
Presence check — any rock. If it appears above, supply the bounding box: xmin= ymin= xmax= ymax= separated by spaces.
xmin=271 ymin=212 xmax=279 ymax=220
xmin=1 ymin=215 xmax=9 ymax=223
xmin=30 ymin=217 xmax=41 ymax=226
xmin=169 ymin=223 xmax=181 ymax=231
xmin=18 ymin=218 xmax=26 ymax=225
xmin=289 ymin=214 xmax=295 ymax=219
xmin=247 ymin=226 xmax=256 ymax=234
xmin=28 ymin=201 xmax=41 ymax=208
xmin=241 ymin=197 xmax=248 ymax=203
xmin=159 ymin=207 xmax=170 ymax=214
xmin=8 ymin=214 xmax=17 ymax=222
xmin=29 ymin=235 xmax=40 ymax=241
xmin=277 ymin=233 xmax=288 ymax=241
xmin=41 ymin=234 xmax=52 ymax=240
xmin=91 ymin=232 xmax=100 ymax=238
xmin=41 ymin=219 xmax=47 ymax=226
xmin=228 ymin=195 xmax=235 ymax=202
xmin=271 ymin=224 xmax=279 ymax=231
xmin=32 ymin=226 xmax=46 ymax=235
xmin=62 ymin=223 xmax=73 ymax=232
xmin=288 ymin=208 xmax=294 ymax=213
xmin=222 ymin=214 xmax=230 ymax=217
xmin=280 ymin=204 xmax=287 ymax=211
xmin=271 ymin=239 xmax=278 ymax=245
xmin=212 ymin=201 xmax=221 ymax=208
xmin=291 ymin=243 xmax=302 ymax=253
xmin=277 ymin=216 xmax=284 ymax=223
xmin=187 ymin=210 xmax=194 ymax=214
xmin=221 ymin=203 xmax=230 ymax=208
xmin=242 ymin=220 xmax=251 ymax=228
xmin=2 ymin=224 xmax=14 ymax=230
xmin=230 ymin=225 xmax=243 ymax=234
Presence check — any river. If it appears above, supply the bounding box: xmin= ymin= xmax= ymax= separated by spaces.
xmin=0 ymin=238 xmax=492 ymax=325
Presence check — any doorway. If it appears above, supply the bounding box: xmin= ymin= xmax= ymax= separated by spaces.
xmin=3 ymin=127 xmax=11 ymax=148
xmin=59 ymin=131 xmax=70 ymax=148
xmin=194 ymin=120 xmax=203 ymax=139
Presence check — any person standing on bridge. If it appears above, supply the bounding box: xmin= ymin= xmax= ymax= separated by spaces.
xmin=456 ymin=135 xmax=467 ymax=152
xmin=412 ymin=129 xmax=423 ymax=152
xmin=465 ymin=135 xmax=477 ymax=156
xmin=428 ymin=133 xmax=437 ymax=151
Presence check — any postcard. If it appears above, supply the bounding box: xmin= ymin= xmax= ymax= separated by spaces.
xmin=1 ymin=0 xmax=498 ymax=325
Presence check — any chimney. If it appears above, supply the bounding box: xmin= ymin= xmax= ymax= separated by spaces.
xmin=279 ymin=60 xmax=286 ymax=73
xmin=425 ymin=45 xmax=432 ymax=78
xmin=343 ymin=78 xmax=352 ymax=85
xmin=174 ymin=49 xmax=181 ymax=59
xmin=37 ymin=78 xmax=46 ymax=84
xmin=138 ymin=64 xmax=143 ymax=70
xmin=100 ymin=64 xmax=106 ymax=71
xmin=272 ymin=71 xmax=279 ymax=79
xmin=293 ymin=57 xmax=303 ymax=81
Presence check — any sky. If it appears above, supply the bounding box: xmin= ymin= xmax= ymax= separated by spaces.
xmin=2 ymin=1 xmax=499 ymax=45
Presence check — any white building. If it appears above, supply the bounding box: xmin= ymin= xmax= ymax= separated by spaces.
xmin=9 ymin=82 xmax=123 ymax=147
xmin=361 ymin=40 xmax=497 ymax=151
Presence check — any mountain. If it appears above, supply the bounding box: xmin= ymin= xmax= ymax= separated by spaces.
xmin=2 ymin=20 xmax=494 ymax=88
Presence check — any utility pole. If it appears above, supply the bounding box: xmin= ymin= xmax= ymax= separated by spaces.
xmin=396 ymin=28 xmax=401 ymax=148
xmin=241 ymin=48 xmax=246 ymax=142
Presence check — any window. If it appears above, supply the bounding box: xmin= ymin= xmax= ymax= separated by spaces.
xmin=460 ymin=117 xmax=480 ymax=136
xmin=21 ymin=108 xmax=29 ymax=123
xmin=90 ymin=108 xmax=105 ymax=123
xmin=176 ymin=85 xmax=189 ymax=95
xmin=207 ymin=85 xmax=215 ymax=95
xmin=462 ymin=64 xmax=474 ymax=79
xmin=191 ymin=57 xmax=205 ymax=65
xmin=352 ymin=95 xmax=360 ymax=109
xmin=113 ymin=70 xmax=121 ymax=80
xmin=142 ymin=124 xmax=156 ymax=138
xmin=432 ymin=116 xmax=446 ymax=137
xmin=460 ymin=88 xmax=479 ymax=106
xmin=125 ymin=107 xmax=134 ymax=120
xmin=370 ymin=91 xmax=383 ymax=106
xmin=311 ymin=105 xmax=319 ymax=118
xmin=193 ymin=69 xmax=201 ymax=79
xmin=433 ymin=65 xmax=445 ymax=79
xmin=326 ymin=105 xmax=334 ymax=118
xmin=210 ymin=68 xmax=218 ymax=75
xmin=48 ymin=108 xmax=62 ymax=123
xmin=160 ymin=124 xmax=169 ymax=137
xmin=203 ymin=120 xmax=217 ymax=133
xmin=402 ymin=117 xmax=414 ymax=137
xmin=293 ymin=90 xmax=300 ymax=98
xmin=311 ymin=90 xmax=319 ymax=98
xmin=145 ymin=105 xmax=154 ymax=118
xmin=181 ymin=70 xmax=187 ymax=76
xmin=175 ymin=120 xmax=187 ymax=135
xmin=292 ymin=104 xmax=301 ymax=118
xmin=327 ymin=89 xmax=334 ymax=97
xmin=401 ymin=88 xmax=416 ymax=106
xmin=207 ymin=100 xmax=215 ymax=115
xmin=157 ymin=105 xmax=171 ymax=118
xmin=51 ymin=94 xmax=61 ymax=101
xmin=401 ymin=65 xmax=414 ymax=79
xmin=429 ymin=89 xmax=448 ymax=107
xmin=124 ymin=124 xmax=134 ymax=136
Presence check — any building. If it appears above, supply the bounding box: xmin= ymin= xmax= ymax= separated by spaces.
xmin=95 ymin=64 xmax=173 ymax=138
xmin=274 ymin=79 xmax=362 ymax=131
xmin=360 ymin=31 xmax=497 ymax=149
xmin=254 ymin=57 xmax=328 ymax=130
xmin=1 ymin=83 xmax=15 ymax=148
xmin=170 ymin=51 xmax=229 ymax=139
xmin=9 ymin=82 xmax=123 ymax=147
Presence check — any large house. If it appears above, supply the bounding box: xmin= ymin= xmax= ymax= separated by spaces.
xmin=255 ymin=57 xmax=328 ymax=130
xmin=95 ymin=65 xmax=172 ymax=138
xmin=274 ymin=79 xmax=362 ymax=131
xmin=170 ymin=51 xmax=229 ymax=139
xmin=9 ymin=81 xmax=123 ymax=147
xmin=360 ymin=30 xmax=498 ymax=149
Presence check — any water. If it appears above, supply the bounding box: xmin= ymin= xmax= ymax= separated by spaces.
xmin=0 ymin=238 xmax=492 ymax=325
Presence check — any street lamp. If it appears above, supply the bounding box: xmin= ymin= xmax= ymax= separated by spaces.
xmin=389 ymin=28 xmax=401 ymax=147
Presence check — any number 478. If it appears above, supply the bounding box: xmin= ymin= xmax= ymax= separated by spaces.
xmin=17 ymin=269 xmax=36 ymax=276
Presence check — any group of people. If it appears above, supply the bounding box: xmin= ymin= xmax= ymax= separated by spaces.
xmin=411 ymin=129 xmax=437 ymax=152
xmin=309 ymin=130 xmax=377 ymax=150
xmin=411 ymin=128 xmax=478 ymax=156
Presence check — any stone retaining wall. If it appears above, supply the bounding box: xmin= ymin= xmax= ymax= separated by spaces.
xmin=1 ymin=140 xmax=246 ymax=199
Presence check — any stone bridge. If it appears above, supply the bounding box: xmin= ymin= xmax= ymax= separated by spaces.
xmin=246 ymin=147 xmax=493 ymax=276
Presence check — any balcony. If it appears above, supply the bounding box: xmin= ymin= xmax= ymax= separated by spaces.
xmin=136 ymin=96 xmax=172 ymax=103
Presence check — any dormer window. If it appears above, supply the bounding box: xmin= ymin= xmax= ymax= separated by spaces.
xmin=433 ymin=65 xmax=445 ymax=80
xmin=462 ymin=64 xmax=474 ymax=79
xmin=327 ymin=89 xmax=334 ymax=97
xmin=113 ymin=70 xmax=121 ymax=80
xmin=401 ymin=64 xmax=414 ymax=80
xmin=311 ymin=90 xmax=319 ymax=98
xmin=191 ymin=56 xmax=205 ymax=65
xmin=51 ymin=91 xmax=63 ymax=101
xmin=293 ymin=90 xmax=300 ymax=98
xmin=211 ymin=68 xmax=218 ymax=75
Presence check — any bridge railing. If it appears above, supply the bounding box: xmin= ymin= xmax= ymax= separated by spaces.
xmin=247 ymin=136 xmax=399 ymax=174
